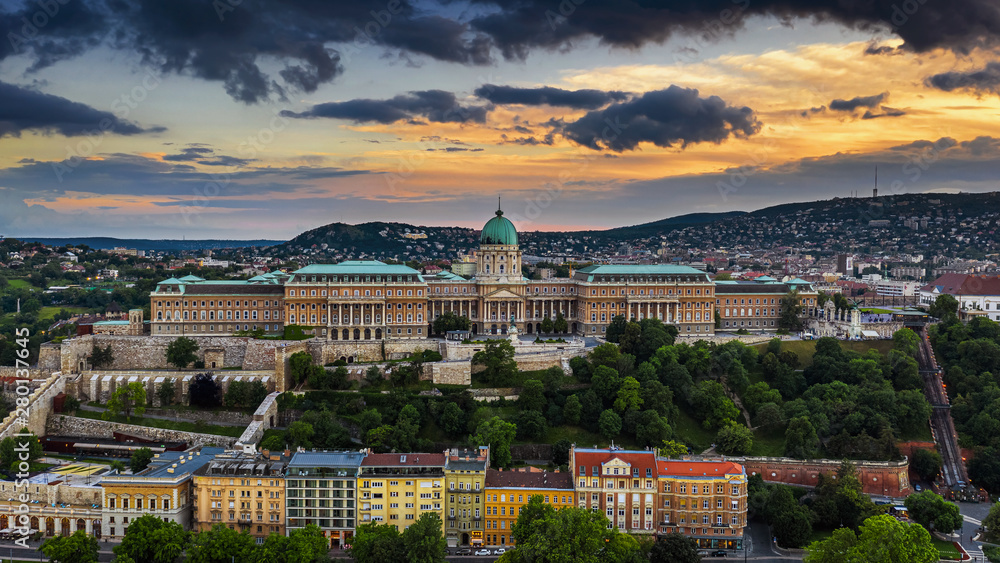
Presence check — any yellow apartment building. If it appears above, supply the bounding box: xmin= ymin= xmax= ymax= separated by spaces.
xmin=443 ymin=447 xmax=489 ymax=548
xmin=656 ymin=459 xmax=748 ymax=553
xmin=192 ymin=450 xmax=289 ymax=543
xmin=483 ymin=467 xmax=574 ymax=548
xmin=358 ymin=452 xmax=446 ymax=530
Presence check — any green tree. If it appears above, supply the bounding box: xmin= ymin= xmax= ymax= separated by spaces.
xmin=289 ymin=351 xmax=314 ymax=386
xmin=225 ymin=380 xmax=249 ymax=408
xmin=40 ymin=529 xmax=99 ymax=563
xmin=518 ymin=380 xmax=547 ymax=412
xmin=472 ymin=340 xmax=518 ymax=386
xmin=350 ymin=522 xmax=405 ymax=563
xmin=189 ymin=372 xmax=222 ymax=408
xmin=784 ymin=416 xmax=819 ymax=459
xmin=716 ymin=424 xmax=754 ymax=455
xmin=364 ymin=366 xmax=383 ymax=387
xmin=401 ymin=511 xmax=447 ymax=563
xmin=591 ymin=365 xmax=621 ymax=405
xmin=984 ymin=502 xmax=1000 ymax=543
xmin=88 ymin=344 xmax=114 ymax=369
xmin=569 ymin=356 xmax=592 ymax=381
xmin=540 ymin=316 xmax=554 ymax=334
xmin=779 ymin=290 xmax=804 ymax=331
xmin=805 ymin=514 xmax=938 ymax=563
xmin=130 ymin=447 xmax=153 ymax=473
xmin=473 ymin=417 xmax=517 ymax=468
xmin=552 ymin=439 xmax=572 ymax=467
xmin=658 ymin=440 xmax=689 ymax=458
xmin=562 ymin=394 xmax=582 ymax=425
xmin=185 ymin=524 xmax=254 ymax=563
xmin=439 ymin=402 xmax=464 ymax=437
xmin=588 ymin=342 xmax=622 ymax=370
xmin=929 ymin=294 xmax=959 ymax=319
xmin=634 ymin=410 xmax=672 ymax=449
xmin=910 ymin=448 xmax=942 ymax=482
xmin=605 ymin=315 xmax=628 ymax=343
xmin=165 ymin=336 xmax=199 ymax=369
xmin=892 ymin=328 xmax=920 ymax=358
xmin=598 ymin=409 xmax=622 ymax=441
xmin=612 ymin=376 xmax=642 ymax=413
xmin=649 ymin=532 xmax=700 ymax=563
xmin=553 ymin=312 xmax=568 ymax=334
xmin=157 ymin=378 xmax=175 ymax=406
xmin=113 ymin=514 xmax=190 ymax=563
xmin=904 ymin=491 xmax=962 ymax=533
xmin=506 ymin=500 xmax=640 ymax=563
xmin=432 ymin=311 xmax=471 ymax=335
xmin=690 ymin=380 xmax=739 ymax=430
xmin=288 ymin=421 xmax=315 ymax=449
xmin=104 ymin=382 xmax=147 ymax=421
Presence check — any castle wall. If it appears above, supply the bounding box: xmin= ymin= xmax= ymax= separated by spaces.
xmin=740 ymin=456 xmax=911 ymax=498
xmin=46 ymin=415 xmax=238 ymax=448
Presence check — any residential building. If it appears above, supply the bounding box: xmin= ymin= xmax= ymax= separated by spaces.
xmin=656 ymin=459 xmax=748 ymax=552
xmin=484 ymin=467 xmax=574 ymax=547
xmin=192 ymin=449 xmax=290 ymax=543
xmin=100 ymin=447 xmax=225 ymax=540
xmin=890 ymin=266 xmax=926 ymax=279
xmin=920 ymin=274 xmax=1000 ymax=321
xmin=570 ymin=447 xmax=659 ymax=536
xmin=285 ymin=450 xmax=366 ymax=547
xmin=874 ymin=280 xmax=920 ymax=297
xmin=444 ymin=447 xmax=489 ymax=548
xmin=358 ymin=452 xmax=446 ymax=531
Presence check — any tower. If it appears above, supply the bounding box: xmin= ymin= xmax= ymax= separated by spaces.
xmin=476 ymin=203 xmax=521 ymax=281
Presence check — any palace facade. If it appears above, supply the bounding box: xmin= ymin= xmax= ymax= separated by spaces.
xmin=150 ymin=207 xmax=815 ymax=339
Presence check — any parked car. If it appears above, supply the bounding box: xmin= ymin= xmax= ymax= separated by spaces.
xmin=456 ymin=547 xmax=472 ymax=556
xmin=494 ymin=547 xmax=506 ymax=555
xmin=475 ymin=548 xmax=492 ymax=555
xmin=711 ymin=550 xmax=728 ymax=557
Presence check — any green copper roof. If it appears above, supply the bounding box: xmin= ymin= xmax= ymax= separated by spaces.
xmin=575 ymin=265 xmax=708 ymax=275
xmin=481 ymin=209 xmax=518 ymax=246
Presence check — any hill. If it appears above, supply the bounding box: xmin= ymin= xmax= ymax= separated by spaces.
xmin=13 ymin=237 xmax=284 ymax=252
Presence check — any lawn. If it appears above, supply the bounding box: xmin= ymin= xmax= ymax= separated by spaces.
xmin=673 ymin=408 xmax=717 ymax=453
xmin=900 ymin=422 xmax=934 ymax=442
xmin=38 ymin=306 xmax=88 ymax=321
xmin=6 ymin=279 xmax=31 ymax=289
xmin=749 ymin=427 xmax=787 ymax=457
xmin=931 ymin=537 xmax=962 ymax=560
xmin=540 ymin=425 xmax=612 ymax=449
xmin=70 ymin=410 xmax=245 ymax=438
xmin=756 ymin=339 xmax=895 ymax=368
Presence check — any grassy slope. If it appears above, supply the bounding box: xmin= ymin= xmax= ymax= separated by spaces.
xmin=755 ymin=339 xmax=894 ymax=368
xmin=71 ymin=409 xmax=244 ymax=438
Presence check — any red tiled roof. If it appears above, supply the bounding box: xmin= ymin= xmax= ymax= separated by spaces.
xmin=573 ymin=449 xmax=657 ymax=477
xmin=921 ymin=274 xmax=1000 ymax=296
xmin=657 ymin=460 xmax=744 ymax=478
xmin=361 ymin=453 xmax=446 ymax=467
xmin=485 ymin=469 xmax=573 ymax=490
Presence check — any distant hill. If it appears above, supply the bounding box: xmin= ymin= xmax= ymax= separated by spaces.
xmin=13 ymin=237 xmax=284 ymax=252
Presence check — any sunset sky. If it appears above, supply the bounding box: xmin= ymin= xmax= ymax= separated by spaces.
xmin=1 ymin=0 xmax=999 ymax=238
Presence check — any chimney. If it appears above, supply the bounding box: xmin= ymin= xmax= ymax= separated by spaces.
xmin=284 ymin=449 xmax=292 ymax=457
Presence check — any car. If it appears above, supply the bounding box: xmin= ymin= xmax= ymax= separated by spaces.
xmin=456 ymin=548 xmax=472 ymax=556
xmin=475 ymin=548 xmax=492 ymax=556
xmin=711 ymin=550 xmax=728 ymax=557
xmin=914 ymin=484 xmax=922 ymax=492
xmin=494 ymin=548 xmax=506 ymax=555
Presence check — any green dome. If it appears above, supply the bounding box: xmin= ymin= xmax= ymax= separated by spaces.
xmin=481 ymin=209 xmax=518 ymax=246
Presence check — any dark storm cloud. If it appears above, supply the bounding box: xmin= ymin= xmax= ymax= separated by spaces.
xmin=829 ymin=92 xmax=888 ymax=112
xmin=862 ymin=106 xmax=906 ymax=119
xmin=4 ymin=0 xmax=999 ymax=104
xmin=474 ymin=84 xmax=629 ymax=109
xmin=280 ymin=90 xmax=488 ymax=124
xmin=0 ymin=153 xmax=372 ymax=198
xmin=863 ymin=41 xmax=899 ymax=55
xmin=557 ymin=85 xmax=760 ymax=152
xmin=468 ymin=0 xmax=1000 ymax=60
xmin=926 ymin=62 xmax=1000 ymax=95
xmin=0 ymin=80 xmax=160 ymax=137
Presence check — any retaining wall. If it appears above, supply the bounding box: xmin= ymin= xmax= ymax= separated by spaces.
xmin=46 ymin=415 xmax=238 ymax=448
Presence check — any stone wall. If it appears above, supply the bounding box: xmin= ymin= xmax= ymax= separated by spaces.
xmin=0 ymin=480 xmax=103 ymax=506
xmin=57 ymin=335 xmax=283 ymax=373
xmin=46 ymin=415 xmax=238 ymax=448
xmin=0 ymin=373 xmax=64 ymax=438
xmin=0 ymin=367 xmax=55 ymax=379
xmin=141 ymin=407 xmax=252 ymax=426
xmin=430 ymin=361 xmax=471 ymax=386
xmin=235 ymin=392 xmax=281 ymax=449
xmin=442 ymin=339 xmax=585 ymax=361
xmin=38 ymin=343 xmax=61 ymax=371
xmin=739 ymin=456 xmax=911 ymax=498
xmin=73 ymin=370 xmax=274 ymax=405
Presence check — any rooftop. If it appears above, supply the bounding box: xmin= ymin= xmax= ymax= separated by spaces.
xmin=292 ymin=261 xmax=422 ymax=277
xmin=485 ymin=468 xmax=573 ymax=490
xmin=287 ymin=450 xmax=366 ymax=469
xmin=657 ymin=459 xmax=745 ymax=478
xmin=362 ymin=453 xmax=447 ymax=468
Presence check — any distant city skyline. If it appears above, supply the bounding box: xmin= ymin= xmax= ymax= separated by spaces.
xmin=1 ymin=0 xmax=999 ymax=238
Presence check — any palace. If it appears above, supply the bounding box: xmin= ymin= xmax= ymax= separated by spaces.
xmin=150 ymin=206 xmax=815 ymax=339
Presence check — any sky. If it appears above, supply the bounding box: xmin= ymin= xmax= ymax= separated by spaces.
xmin=1 ymin=0 xmax=1000 ymax=239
